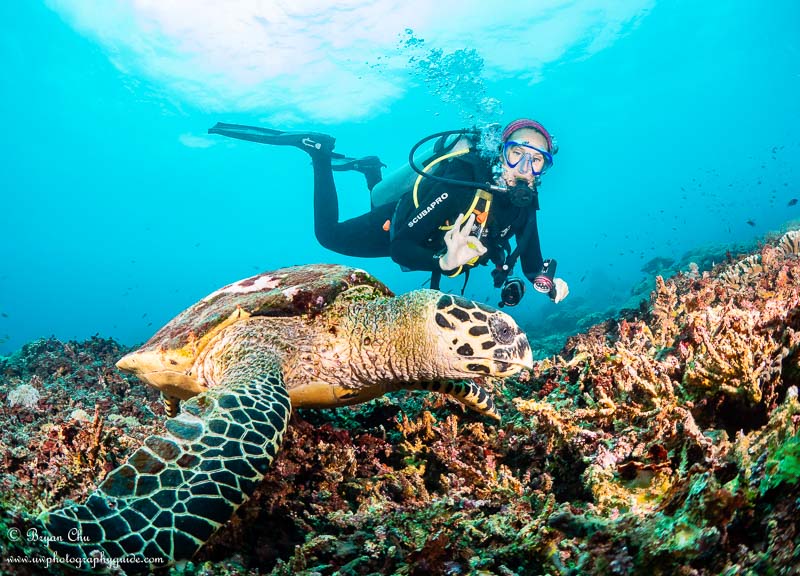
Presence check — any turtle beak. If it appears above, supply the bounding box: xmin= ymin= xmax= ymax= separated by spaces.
xmin=491 ymin=341 xmax=533 ymax=376
xmin=116 ymin=352 xmax=138 ymax=375
xmin=115 ymin=350 xmax=207 ymax=400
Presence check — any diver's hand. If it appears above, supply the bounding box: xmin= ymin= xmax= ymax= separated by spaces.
xmin=549 ymin=278 xmax=569 ymax=303
xmin=439 ymin=213 xmax=487 ymax=271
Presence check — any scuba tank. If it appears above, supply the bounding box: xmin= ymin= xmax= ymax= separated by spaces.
xmin=370 ymin=132 xmax=473 ymax=207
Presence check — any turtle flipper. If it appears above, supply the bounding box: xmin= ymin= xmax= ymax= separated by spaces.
xmin=162 ymin=392 xmax=180 ymax=418
xmin=397 ymin=380 xmax=501 ymax=421
xmin=39 ymin=356 xmax=291 ymax=571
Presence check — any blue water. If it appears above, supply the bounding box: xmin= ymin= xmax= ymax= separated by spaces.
xmin=0 ymin=1 xmax=798 ymax=355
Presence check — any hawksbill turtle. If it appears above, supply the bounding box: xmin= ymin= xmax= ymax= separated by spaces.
xmin=39 ymin=264 xmax=532 ymax=571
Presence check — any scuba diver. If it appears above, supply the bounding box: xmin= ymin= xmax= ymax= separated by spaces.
xmin=208 ymin=118 xmax=568 ymax=308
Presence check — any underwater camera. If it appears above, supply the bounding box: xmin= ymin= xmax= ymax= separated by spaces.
xmin=533 ymin=259 xmax=557 ymax=294
xmin=499 ymin=277 xmax=525 ymax=307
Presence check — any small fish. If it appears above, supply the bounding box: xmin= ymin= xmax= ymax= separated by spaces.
xmin=142 ymin=312 xmax=148 ymax=318
xmin=746 ymin=220 xmax=756 ymax=227
xmin=0 ymin=312 xmax=7 ymax=318
xmin=788 ymin=198 xmax=798 ymax=206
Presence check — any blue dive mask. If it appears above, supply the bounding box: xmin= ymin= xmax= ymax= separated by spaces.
xmin=502 ymin=141 xmax=553 ymax=175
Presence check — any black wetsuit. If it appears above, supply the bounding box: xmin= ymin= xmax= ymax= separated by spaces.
xmin=311 ymin=150 xmax=545 ymax=285
xmin=312 ymin=155 xmax=395 ymax=257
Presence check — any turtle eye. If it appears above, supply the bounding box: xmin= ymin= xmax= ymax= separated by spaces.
xmin=489 ymin=316 xmax=515 ymax=344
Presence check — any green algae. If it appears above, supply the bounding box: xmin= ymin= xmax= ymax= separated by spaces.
xmin=759 ymin=429 xmax=800 ymax=495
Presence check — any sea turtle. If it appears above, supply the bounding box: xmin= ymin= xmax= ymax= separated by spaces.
xmin=39 ymin=264 xmax=532 ymax=571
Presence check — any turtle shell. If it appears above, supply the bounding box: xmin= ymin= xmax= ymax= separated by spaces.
xmin=141 ymin=264 xmax=391 ymax=353
xmin=117 ymin=264 xmax=393 ymax=396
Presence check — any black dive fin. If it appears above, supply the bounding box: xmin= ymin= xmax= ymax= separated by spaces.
xmin=208 ymin=122 xmax=284 ymax=144
xmin=331 ymin=155 xmax=386 ymax=190
xmin=208 ymin=122 xmax=336 ymax=154
xmin=330 ymin=155 xmax=386 ymax=173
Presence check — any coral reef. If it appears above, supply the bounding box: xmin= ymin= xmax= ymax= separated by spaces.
xmin=1 ymin=227 xmax=800 ymax=575
xmin=6 ymin=384 xmax=41 ymax=410
xmin=0 ymin=337 xmax=162 ymax=575
xmin=0 ymin=337 xmax=163 ymax=511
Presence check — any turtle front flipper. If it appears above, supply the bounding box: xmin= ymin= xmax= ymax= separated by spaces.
xmin=397 ymin=380 xmax=501 ymax=421
xmin=39 ymin=354 xmax=291 ymax=571
xmin=162 ymin=393 xmax=181 ymax=418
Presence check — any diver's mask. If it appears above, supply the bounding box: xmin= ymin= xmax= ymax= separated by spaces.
xmin=499 ymin=277 xmax=525 ymax=308
xmin=502 ymin=141 xmax=553 ymax=175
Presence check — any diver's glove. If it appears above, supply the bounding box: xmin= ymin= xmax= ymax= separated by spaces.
xmin=549 ymin=278 xmax=570 ymax=304
xmin=439 ymin=213 xmax=487 ymax=271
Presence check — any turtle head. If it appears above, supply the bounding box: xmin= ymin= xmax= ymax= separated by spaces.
xmin=427 ymin=293 xmax=533 ymax=378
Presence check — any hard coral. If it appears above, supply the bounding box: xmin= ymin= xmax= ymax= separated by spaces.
xmin=3 ymin=229 xmax=800 ymax=575
xmin=0 ymin=337 xmax=161 ymax=545
xmin=509 ymin=227 xmax=800 ymax=575
xmin=682 ymin=302 xmax=798 ymax=404
xmin=682 ymin=233 xmax=800 ymax=407
xmin=6 ymin=383 xmax=41 ymax=409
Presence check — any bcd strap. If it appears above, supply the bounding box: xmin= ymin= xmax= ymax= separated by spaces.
xmin=430 ymin=269 xmax=442 ymax=290
xmin=428 ymin=266 xmax=470 ymax=295
xmin=438 ymin=189 xmax=492 ymax=231
xmin=444 ymin=189 xmax=493 ymax=278
xmin=460 ymin=268 xmax=471 ymax=295
xmin=412 ymin=147 xmax=471 ymax=210
xmin=500 ymin=206 xmax=538 ymax=278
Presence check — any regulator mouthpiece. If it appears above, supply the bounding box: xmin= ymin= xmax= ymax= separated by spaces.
xmin=508 ymin=180 xmax=536 ymax=208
